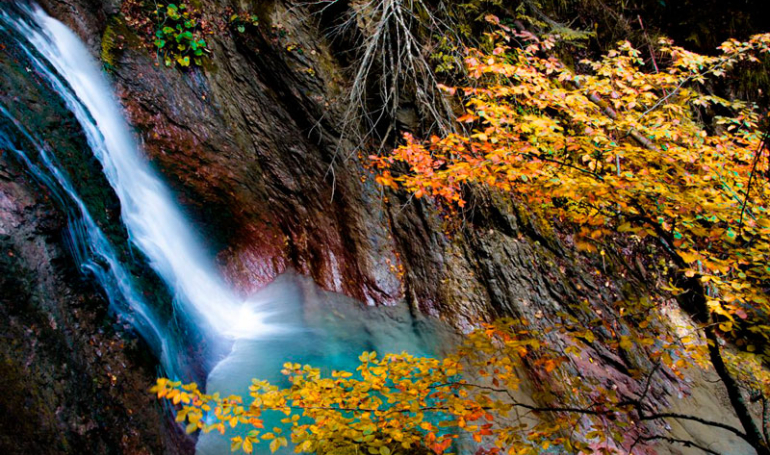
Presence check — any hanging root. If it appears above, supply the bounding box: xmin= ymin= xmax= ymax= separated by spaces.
xmin=312 ymin=0 xmax=462 ymax=164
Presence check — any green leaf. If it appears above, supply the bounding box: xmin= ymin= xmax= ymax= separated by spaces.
xmin=176 ymin=31 xmax=194 ymax=42
xmin=167 ymin=6 xmax=180 ymax=19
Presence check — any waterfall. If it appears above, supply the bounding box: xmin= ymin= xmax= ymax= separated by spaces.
xmin=1 ymin=5 xmax=447 ymax=454
xmin=1 ymin=5 xmax=280 ymax=347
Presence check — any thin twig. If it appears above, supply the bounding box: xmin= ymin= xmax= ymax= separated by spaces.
xmin=738 ymin=129 xmax=768 ymax=230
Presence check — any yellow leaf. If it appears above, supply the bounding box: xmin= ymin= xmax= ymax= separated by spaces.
xmin=619 ymin=336 xmax=633 ymax=351
xmin=679 ymin=250 xmax=700 ymax=263
xmin=185 ymin=422 xmax=198 ymax=434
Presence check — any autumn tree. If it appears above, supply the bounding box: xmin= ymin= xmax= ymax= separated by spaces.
xmin=368 ymin=17 xmax=770 ymax=454
xmin=153 ymin=18 xmax=770 ymax=455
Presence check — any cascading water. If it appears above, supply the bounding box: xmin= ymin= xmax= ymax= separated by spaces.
xmin=1 ymin=4 xmax=448 ymax=454
xmin=1 ymin=5 xmax=279 ymax=344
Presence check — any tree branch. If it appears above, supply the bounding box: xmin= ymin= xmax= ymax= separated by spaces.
xmin=629 ymin=435 xmax=723 ymax=455
xmin=639 ymin=411 xmax=748 ymax=443
xmin=738 ymin=129 xmax=768 ymax=231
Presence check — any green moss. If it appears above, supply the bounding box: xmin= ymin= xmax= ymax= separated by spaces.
xmin=100 ymin=16 xmax=145 ymax=71
xmin=101 ymin=23 xmax=119 ymax=69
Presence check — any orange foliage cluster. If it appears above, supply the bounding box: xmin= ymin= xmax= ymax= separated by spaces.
xmin=372 ymin=22 xmax=770 ymax=349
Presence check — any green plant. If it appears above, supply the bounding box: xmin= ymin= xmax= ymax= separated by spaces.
xmin=429 ymin=36 xmax=463 ymax=75
xmin=153 ymin=3 xmax=208 ymax=68
xmin=228 ymin=12 xmax=259 ymax=34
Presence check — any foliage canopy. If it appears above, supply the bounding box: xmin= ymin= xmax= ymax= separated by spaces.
xmin=368 ymin=17 xmax=770 ymax=454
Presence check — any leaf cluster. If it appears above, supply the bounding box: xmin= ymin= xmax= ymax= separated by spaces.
xmin=151 ymin=291 xmax=760 ymax=454
xmin=371 ymin=22 xmax=770 ymax=354
xmin=153 ymin=3 xmax=208 ymax=68
xmin=365 ymin=21 xmax=770 ymax=453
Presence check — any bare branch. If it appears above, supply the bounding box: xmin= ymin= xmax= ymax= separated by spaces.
xmin=629 ymin=435 xmax=723 ymax=455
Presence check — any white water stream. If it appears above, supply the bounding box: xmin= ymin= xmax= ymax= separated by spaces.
xmin=3 ymin=5 xmax=279 ymax=346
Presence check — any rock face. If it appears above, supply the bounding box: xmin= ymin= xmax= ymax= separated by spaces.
xmin=0 ymin=0 xmax=763 ymax=454
xmin=27 ymin=0 xmax=632 ymax=332
xmin=0 ymin=153 xmax=190 ymax=455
